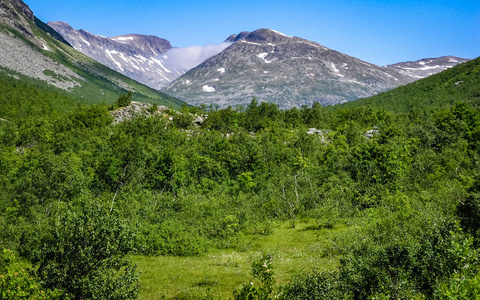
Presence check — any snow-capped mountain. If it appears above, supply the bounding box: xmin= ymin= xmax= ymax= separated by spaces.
xmin=48 ymin=20 xmax=470 ymax=109
xmin=48 ymin=22 xmax=232 ymax=90
xmin=384 ymin=56 xmax=471 ymax=79
xmin=164 ymin=29 xmax=413 ymax=109
xmin=48 ymin=21 xmax=180 ymax=90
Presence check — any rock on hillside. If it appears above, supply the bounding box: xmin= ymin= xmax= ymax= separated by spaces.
xmin=0 ymin=0 xmax=34 ymax=37
xmin=110 ymin=101 xmax=169 ymax=124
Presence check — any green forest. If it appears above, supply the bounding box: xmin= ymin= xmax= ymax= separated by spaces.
xmin=1 ymin=57 xmax=480 ymax=299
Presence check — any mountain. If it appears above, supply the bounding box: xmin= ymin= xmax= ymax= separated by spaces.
xmin=343 ymin=56 xmax=480 ymax=112
xmin=385 ymin=56 xmax=471 ymax=80
xmin=0 ymin=0 xmax=183 ymax=108
xmin=48 ymin=21 xmax=181 ymax=90
xmin=48 ymin=22 xmax=231 ymax=91
xmin=164 ymin=29 xmax=413 ymax=109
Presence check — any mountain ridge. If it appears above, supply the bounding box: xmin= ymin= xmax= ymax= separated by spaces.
xmin=0 ymin=0 xmax=184 ymax=108
xmin=48 ymin=21 xmax=220 ymax=90
xmin=384 ymin=56 xmax=471 ymax=79
xmin=164 ymin=28 xmax=413 ymax=109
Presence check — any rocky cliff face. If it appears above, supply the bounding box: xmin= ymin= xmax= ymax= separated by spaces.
xmin=164 ymin=29 xmax=413 ymax=109
xmin=0 ymin=0 xmax=34 ymax=36
xmin=384 ymin=56 xmax=471 ymax=79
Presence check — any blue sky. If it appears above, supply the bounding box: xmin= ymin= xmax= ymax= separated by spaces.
xmin=27 ymin=0 xmax=479 ymax=66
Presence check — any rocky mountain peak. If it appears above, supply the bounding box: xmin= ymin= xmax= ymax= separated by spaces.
xmin=48 ymin=21 xmax=182 ymax=90
xmin=47 ymin=21 xmax=73 ymax=31
xmin=225 ymin=31 xmax=251 ymax=42
xmin=225 ymin=29 xmax=294 ymax=44
xmin=2 ymin=0 xmax=33 ymax=21
xmin=165 ymin=28 xmax=413 ymax=109
xmin=243 ymin=28 xmax=293 ymax=44
xmin=0 ymin=0 xmax=34 ymax=36
xmin=110 ymin=34 xmax=172 ymax=56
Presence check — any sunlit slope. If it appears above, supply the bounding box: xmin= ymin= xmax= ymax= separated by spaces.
xmin=0 ymin=0 xmax=184 ymax=108
xmin=343 ymin=57 xmax=480 ymax=112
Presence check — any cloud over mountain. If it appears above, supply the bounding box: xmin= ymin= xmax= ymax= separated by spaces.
xmin=162 ymin=42 xmax=232 ymax=73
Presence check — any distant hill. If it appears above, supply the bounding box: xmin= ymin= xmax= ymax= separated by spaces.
xmin=343 ymin=56 xmax=480 ymax=112
xmin=385 ymin=56 xmax=471 ymax=80
xmin=0 ymin=0 xmax=184 ymax=108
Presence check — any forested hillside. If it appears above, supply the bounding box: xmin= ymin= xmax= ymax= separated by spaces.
xmin=1 ymin=57 xmax=480 ymax=299
xmin=345 ymin=57 xmax=480 ymax=112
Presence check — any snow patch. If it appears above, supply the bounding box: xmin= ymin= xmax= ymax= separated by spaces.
xmin=404 ymin=65 xmax=442 ymax=71
xmin=151 ymin=57 xmax=171 ymax=73
xmin=149 ymin=46 xmax=158 ymax=56
xmin=383 ymin=72 xmax=398 ymax=81
xmin=330 ymin=63 xmax=344 ymax=77
xmin=79 ymin=36 xmax=90 ymax=46
xmin=113 ymin=36 xmax=134 ymax=41
xmin=105 ymin=49 xmax=124 ymax=71
xmin=296 ymin=40 xmax=326 ymax=50
xmin=269 ymin=29 xmax=292 ymax=38
xmin=241 ymin=40 xmax=263 ymax=46
xmin=257 ymin=53 xmax=268 ymax=59
xmin=257 ymin=52 xmax=277 ymax=64
xmin=117 ymin=52 xmax=129 ymax=63
xmin=203 ymin=85 xmax=215 ymax=92
xmin=217 ymin=68 xmax=226 ymax=73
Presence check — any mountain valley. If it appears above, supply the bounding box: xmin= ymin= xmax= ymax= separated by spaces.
xmin=1 ymin=1 xmax=480 ymax=299
xmin=47 ymin=21 xmax=470 ymax=109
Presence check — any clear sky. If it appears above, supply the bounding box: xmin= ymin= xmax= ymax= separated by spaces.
xmin=27 ymin=0 xmax=479 ymax=66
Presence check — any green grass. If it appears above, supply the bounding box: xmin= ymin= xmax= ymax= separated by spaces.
xmin=134 ymin=220 xmax=356 ymax=299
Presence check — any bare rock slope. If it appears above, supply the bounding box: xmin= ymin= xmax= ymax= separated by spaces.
xmin=165 ymin=29 xmax=413 ymax=109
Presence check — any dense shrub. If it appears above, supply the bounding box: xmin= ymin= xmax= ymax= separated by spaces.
xmin=34 ymin=203 xmax=139 ymax=300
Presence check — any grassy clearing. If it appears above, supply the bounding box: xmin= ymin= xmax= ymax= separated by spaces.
xmin=134 ymin=220 xmax=357 ymax=299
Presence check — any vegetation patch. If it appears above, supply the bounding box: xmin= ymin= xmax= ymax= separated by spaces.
xmin=1 ymin=57 xmax=480 ymax=299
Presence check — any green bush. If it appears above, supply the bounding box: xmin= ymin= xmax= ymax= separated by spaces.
xmin=339 ymin=223 xmax=471 ymax=299
xmin=0 ymin=249 xmax=62 ymax=299
xmin=34 ymin=202 xmax=139 ymax=300
xmin=116 ymin=91 xmax=133 ymax=108
xmin=233 ymin=253 xmax=275 ymax=300
xmin=140 ymin=220 xmax=207 ymax=256
xmin=279 ymin=270 xmax=344 ymax=300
